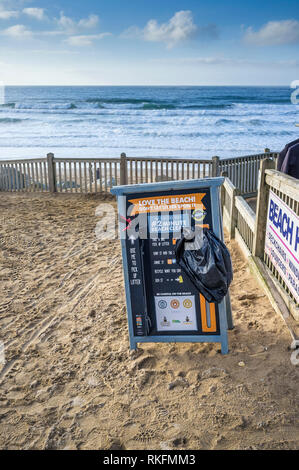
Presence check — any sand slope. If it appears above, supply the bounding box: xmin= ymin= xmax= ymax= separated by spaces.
xmin=0 ymin=193 xmax=298 ymax=450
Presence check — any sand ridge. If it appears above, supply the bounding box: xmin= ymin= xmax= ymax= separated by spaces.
xmin=0 ymin=193 xmax=298 ymax=450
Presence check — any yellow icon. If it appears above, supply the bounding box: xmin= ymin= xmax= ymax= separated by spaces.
xmin=183 ymin=299 xmax=192 ymax=309
xmin=177 ymin=275 xmax=184 ymax=284
xmin=192 ymin=208 xmax=207 ymax=223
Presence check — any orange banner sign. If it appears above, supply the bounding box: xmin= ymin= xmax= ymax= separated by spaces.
xmin=128 ymin=193 xmax=206 ymax=215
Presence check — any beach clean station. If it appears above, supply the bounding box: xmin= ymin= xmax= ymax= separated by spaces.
xmin=111 ymin=178 xmax=233 ymax=354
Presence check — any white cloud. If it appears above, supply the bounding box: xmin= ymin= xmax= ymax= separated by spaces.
xmin=244 ymin=20 xmax=299 ymax=45
xmin=1 ymin=24 xmax=32 ymax=38
xmin=0 ymin=9 xmax=108 ymax=46
xmin=125 ymin=10 xmax=197 ymax=48
xmin=0 ymin=7 xmax=19 ymax=20
xmin=78 ymin=14 xmax=99 ymax=29
xmin=55 ymin=12 xmax=109 ymax=45
xmin=65 ymin=33 xmax=111 ymax=47
xmin=23 ymin=8 xmax=46 ymax=21
xmin=57 ymin=12 xmax=75 ymax=32
xmin=152 ymin=56 xmax=299 ymax=68
xmin=57 ymin=12 xmax=99 ymax=34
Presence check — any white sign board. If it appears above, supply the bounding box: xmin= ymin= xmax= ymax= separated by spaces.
xmin=155 ymin=295 xmax=198 ymax=332
xmin=265 ymin=190 xmax=299 ymax=303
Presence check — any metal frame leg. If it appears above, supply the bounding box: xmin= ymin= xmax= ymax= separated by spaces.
xmin=225 ymin=293 xmax=234 ymax=330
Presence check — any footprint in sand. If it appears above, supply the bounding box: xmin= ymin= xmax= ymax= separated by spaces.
xmin=136 ymin=356 xmax=157 ymax=370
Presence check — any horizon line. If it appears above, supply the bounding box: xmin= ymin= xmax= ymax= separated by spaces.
xmin=3 ymin=84 xmax=292 ymax=87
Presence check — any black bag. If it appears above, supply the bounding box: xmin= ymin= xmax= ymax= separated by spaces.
xmin=175 ymin=229 xmax=233 ymax=303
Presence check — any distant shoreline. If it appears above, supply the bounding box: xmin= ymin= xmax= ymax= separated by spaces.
xmin=3 ymin=85 xmax=291 ymax=88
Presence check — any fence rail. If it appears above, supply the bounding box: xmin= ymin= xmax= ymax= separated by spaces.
xmin=235 ymin=195 xmax=256 ymax=253
xmin=0 ymin=151 xmax=277 ymax=196
xmin=1 ymin=151 xmax=297 ymax=319
xmin=219 ymin=151 xmax=278 ymax=196
xmin=54 ymin=157 xmax=121 ymax=194
xmin=125 ymin=157 xmax=213 ymax=185
xmin=221 ymin=158 xmax=299 ymax=316
xmin=0 ymin=158 xmax=49 ymax=192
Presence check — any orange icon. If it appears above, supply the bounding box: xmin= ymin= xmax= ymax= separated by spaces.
xmin=170 ymin=299 xmax=180 ymax=309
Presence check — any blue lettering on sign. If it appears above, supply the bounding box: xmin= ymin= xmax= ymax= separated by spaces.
xmin=295 ymin=226 xmax=299 ymax=253
xmin=269 ymin=199 xmax=294 ymax=246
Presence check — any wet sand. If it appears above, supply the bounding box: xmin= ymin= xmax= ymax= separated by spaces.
xmin=0 ymin=193 xmax=298 ymax=450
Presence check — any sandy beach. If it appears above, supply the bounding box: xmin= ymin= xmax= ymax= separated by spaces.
xmin=0 ymin=192 xmax=298 ymax=450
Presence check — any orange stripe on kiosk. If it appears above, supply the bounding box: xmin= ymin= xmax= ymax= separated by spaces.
xmin=200 ymin=295 xmax=217 ymax=333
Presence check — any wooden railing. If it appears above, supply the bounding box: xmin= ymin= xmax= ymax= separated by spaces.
xmin=1 ymin=151 xmax=297 ymax=319
xmin=235 ymin=195 xmax=256 ymax=253
xmin=221 ymin=158 xmax=298 ymax=317
xmin=0 ymin=158 xmax=49 ymax=192
xmin=125 ymin=156 xmax=213 ymax=185
xmin=54 ymin=157 xmax=121 ymax=194
xmin=0 ymin=151 xmax=277 ymax=196
xmin=221 ymin=177 xmax=238 ymax=239
xmin=221 ymin=177 xmax=256 ymax=253
xmin=219 ymin=151 xmax=279 ymax=197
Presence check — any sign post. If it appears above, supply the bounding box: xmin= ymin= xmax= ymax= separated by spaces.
xmin=111 ymin=178 xmax=233 ymax=354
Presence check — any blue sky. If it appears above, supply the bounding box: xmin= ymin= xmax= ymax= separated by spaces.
xmin=0 ymin=0 xmax=298 ymax=85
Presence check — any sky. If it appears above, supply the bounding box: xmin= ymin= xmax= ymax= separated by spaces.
xmin=0 ymin=0 xmax=298 ymax=85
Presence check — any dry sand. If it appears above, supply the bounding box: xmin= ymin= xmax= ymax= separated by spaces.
xmin=0 ymin=192 xmax=298 ymax=450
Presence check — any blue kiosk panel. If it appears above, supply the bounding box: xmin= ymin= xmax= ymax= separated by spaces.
xmin=111 ymin=178 xmax=232 ymax=355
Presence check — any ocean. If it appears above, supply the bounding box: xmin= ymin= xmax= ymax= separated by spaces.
xmin=0 ymin=86 xmax=298 ymax=160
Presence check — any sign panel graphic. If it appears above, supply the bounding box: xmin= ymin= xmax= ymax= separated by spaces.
xmin=125 ymin=188 xmax=220 ymax=337
xmin=155 ymin=295 xmax=197 ymax=332
xmin=265 ymin=190 xmax=299 ymax=303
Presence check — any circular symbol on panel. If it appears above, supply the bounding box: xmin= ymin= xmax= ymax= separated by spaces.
xmin=170 ymin=299 xmax=180 ymax=310
xmin=158 ymin=300 xmax=167 ymax=309
xmin=192 ymin=208 xmax=207 ymax=223
xmin=183 ymin=299 xmax=193 ymax=309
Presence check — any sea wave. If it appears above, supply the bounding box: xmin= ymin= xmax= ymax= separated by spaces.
xmin=14 ymin=102 xmax=77 ymax=110
xmin=0 ymin=86 xmax=297 ymax=159
xmin=85 ymin=99 xmax=233 ymax=110
xmin=0 ymin=117 xmax=24 ymax=124
xmin=215 ymin=118 xmax=267 ymax=126
xmin=0 ymin=102 xmax=16 ymax=108
xmin=142 ymin=103 xmax=176 ymax=110
xmin=182 ymin=104 xmax=233 ymax=110
xmin=142 ymin=129 xmax=293 ymax=138
xmin=86 ymin=98 xmax=157 ymax=105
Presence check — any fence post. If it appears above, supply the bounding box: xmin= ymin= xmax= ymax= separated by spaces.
xmin=212 ymin=156 xmax=220 ymax=177
xmin=120 ymin=153 xmax=128 ymax=185
xmin=229 ymin=186 xmax=239 ymax=239
xmin=47 ymin=153 xmax=56 ymax=193
xmin=220 ymin=171 xmax=228 ymax=209
xmin=252 ymin=158 xmax=275 ymax=258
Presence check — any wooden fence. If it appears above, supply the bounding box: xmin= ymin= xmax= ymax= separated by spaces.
xmin=221 ymin=158 xmax=299 ymax=318
xmin=0 ymin=158 xmax=49 ymax=192
xmin=0 ymin=150 xmax=277 ymax=196
xmin=219 ymin=152 xmax=279 ymax=197
xmin=1 ymin=150 xmax=297 ymax=320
